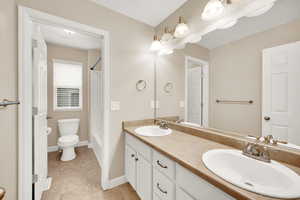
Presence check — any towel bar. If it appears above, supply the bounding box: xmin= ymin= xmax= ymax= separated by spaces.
xmin=0 ymin=99 xmax=20 ymax=107
xmin=216 ymin=99 xmax=253 ymax=104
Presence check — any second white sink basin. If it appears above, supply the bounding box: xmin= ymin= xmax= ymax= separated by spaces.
xmin=202 ymin=149 xmax=300 ymax=199
xmin=135 ymin=126 xmax=172 ymax=137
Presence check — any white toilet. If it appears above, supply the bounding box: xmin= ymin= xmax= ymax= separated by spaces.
xmin=58 ymin=119 xmax=80 ymax=161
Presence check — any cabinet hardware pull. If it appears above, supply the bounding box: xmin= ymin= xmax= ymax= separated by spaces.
xmin=157 ymin=160 xmax=168 ymax=169
xmin=157 ymin=183 xmax=167 ymax=194
xmin=135 ymin=158 xmax=139 ymax=162
xmin=131 ymin=154 xmax=135 ymax=158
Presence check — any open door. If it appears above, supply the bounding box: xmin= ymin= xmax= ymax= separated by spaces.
xmin=32 ymin=25 xmax=49 ymax=200
xmin=262 ymin=41 xmax=300 ymax=145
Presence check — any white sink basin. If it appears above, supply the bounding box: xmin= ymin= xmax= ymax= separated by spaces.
xmin=135 ymin=126 xmax=172 ymax=137
xmin=202 ymin=149 xmax=300 ymax=199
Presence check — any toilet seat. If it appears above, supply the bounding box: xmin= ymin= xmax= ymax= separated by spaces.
xmin=58 ymin=135 xmax=79 ymax=147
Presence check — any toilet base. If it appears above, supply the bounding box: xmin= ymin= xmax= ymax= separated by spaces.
xmin=60 ymin=146 xmax=76 ymax=161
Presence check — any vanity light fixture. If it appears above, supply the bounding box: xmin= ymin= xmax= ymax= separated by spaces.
xmin=150 ymin=35 xmax=163 ymax=52
xmin=161 ymin=27 xmax=173 ymax=42
xmin=174 ymin=16 xmax=190 ymax=38
xmin=202 ymin=0 xmax=232 ymax=21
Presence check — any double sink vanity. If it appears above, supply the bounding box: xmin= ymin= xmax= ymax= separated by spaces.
xmin=123 ymin=120 xmax=300 ymax=200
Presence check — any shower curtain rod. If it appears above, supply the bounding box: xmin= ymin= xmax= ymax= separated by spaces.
xmin=90 ymin=56 xmax=101 ymax=71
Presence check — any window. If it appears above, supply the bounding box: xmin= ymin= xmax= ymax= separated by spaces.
xmin=53 ymin=59 xmax=83 ymax=111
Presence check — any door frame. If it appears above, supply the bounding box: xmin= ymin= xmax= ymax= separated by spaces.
xmin=184 ymin=56 xmax=209 ymax=127
xmin=18 ymin=6 xmax=111 ymax=200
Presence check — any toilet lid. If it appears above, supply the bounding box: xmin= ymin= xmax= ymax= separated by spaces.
xmin=58 ymin=135 xmax=79 ymax=146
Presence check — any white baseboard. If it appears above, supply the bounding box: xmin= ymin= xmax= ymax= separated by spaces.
xmin=48 ymin=140 xmax=90 ymax=152
xmin=91 ymin=135 xmax=103 ymax=167
xmin=44 ymin=177 xmax=52 ymax=191
xmin=109 ymin=176 xmax=127 ymax=189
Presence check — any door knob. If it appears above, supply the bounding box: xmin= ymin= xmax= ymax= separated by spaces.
xmin=264 ymin=116 xmax=271 ymax=121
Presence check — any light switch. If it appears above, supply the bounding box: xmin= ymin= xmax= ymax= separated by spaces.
xmin=111 ymin=101 xmax=120 ymax=111
xmin=180 ymin=101 xmax=185 ymax=108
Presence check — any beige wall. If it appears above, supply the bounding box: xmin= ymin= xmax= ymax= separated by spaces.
xmin=47 ymin=43 xmax=91 ymax=146
xmin=0 ymin=0 xmax=155 ymax=199
xmin=209 ymin=19 xmax=300 ymax=136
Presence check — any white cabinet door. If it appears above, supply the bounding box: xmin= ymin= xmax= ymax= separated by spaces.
xmin=125 ymin=145 xmax=137 ymax=190
xmin=136 ymin=153 xmax=152 ymax=200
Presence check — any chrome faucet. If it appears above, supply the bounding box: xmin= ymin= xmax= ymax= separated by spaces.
xmin=263 ymin=135 xmax=287 ymax=145
xmin=158 ymin=120 xmax=168 ymax=130
xmin=242 ymin=142 xmax=271 ymax=163
xmin=248 ymin=134 xmax=287 ymax=146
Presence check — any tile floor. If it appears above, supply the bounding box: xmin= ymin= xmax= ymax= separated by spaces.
xmin=42 ymin=146 xmax=140 ymax=200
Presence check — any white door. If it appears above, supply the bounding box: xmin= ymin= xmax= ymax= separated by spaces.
xmin=125 ymin=145 xmax=137 ymax=190
xmin=187 ymin=67 xmax=203 ymax=125
xmin=262 ymin=41 xmax=300 ymax=145
xmin=32 ymin=25 xmax=48 ymax=200
xmin=136 ymin=153 xmax=152 ymax=200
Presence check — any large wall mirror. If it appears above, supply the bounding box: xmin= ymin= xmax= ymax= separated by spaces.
xmin=155 ymin=0 xmax=300 ymax=150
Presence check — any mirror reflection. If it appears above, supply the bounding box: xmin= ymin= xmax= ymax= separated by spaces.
xmin=155 ymin=0 xmax=300 ymax=148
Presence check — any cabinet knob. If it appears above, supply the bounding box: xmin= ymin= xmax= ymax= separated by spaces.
xmin=135 ymin=158 xmax=139 ymax=162
xmin=131 ymin=154 xmax=135 ymax=158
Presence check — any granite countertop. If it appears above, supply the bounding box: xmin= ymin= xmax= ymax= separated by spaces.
xmin=124 ymin=125 xmax=300 ymax=200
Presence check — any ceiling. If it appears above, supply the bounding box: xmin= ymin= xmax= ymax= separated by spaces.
xmin=38 ymin=23 xmax=103 ymax=50
xmin=90 ymin=0 xmax=187 ymax=27
xmin=198 ymin=0 xmax=300 ymax=49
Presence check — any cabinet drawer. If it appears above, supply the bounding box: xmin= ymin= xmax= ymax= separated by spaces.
xmin=153 ymin=150 xmax=175 ymax=180
xmin=125 ymin=133 xmax=152 ymax=161
xmin=176 ymin=187 xmax=194 ymax=200
xmin=176 ymin=164 xmax=235 ymax=200
xmin=153 ymin=168 xmax=175 ymax=200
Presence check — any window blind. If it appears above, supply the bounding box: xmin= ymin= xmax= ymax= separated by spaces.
xmin=53 ymin=59 xmax=83 ymax=110
xmin=56 ymin=88 xmax=80 ymax=108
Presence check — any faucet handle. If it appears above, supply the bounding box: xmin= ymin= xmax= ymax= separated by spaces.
xmin=158 ymin=120 xmax=168 ymax=130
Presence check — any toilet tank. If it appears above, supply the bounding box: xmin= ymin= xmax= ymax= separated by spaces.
xmin=58 ymin=119 xmax=80 ymax=136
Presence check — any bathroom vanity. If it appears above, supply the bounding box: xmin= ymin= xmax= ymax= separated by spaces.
xmin=123 ymin=121 xmax=300 ymax=200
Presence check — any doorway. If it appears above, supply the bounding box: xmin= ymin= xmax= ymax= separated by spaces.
xmin=18 ymin=6 xmax=111 ymax=200
xmin=184 ymin=56 xmax=209 ymax=127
